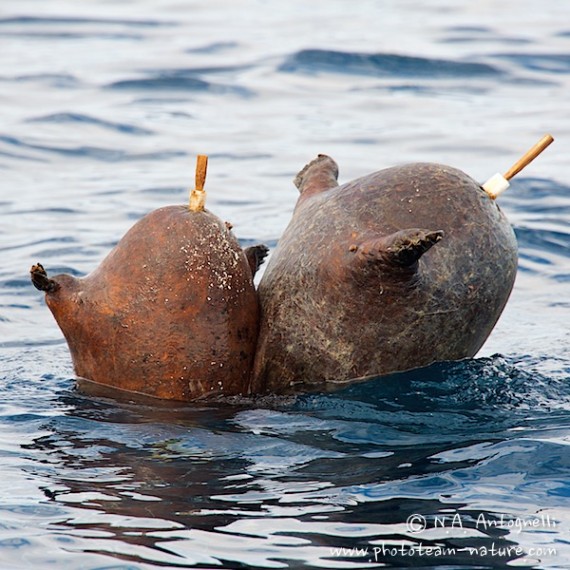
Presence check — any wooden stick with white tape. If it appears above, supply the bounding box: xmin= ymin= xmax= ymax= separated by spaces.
xmin=190 ymin=154 xmax=208 ymax=212
xmin=483 ymin=134 xmax=554 ymax=199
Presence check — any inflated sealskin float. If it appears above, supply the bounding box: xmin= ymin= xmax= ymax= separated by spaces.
xmin=31 ymin=136 xmax=553 ymax=400
xmin=31 ymin=156 xmax=267 ymax=401
xmin=252 ymin=135 xmax=554 ymax=393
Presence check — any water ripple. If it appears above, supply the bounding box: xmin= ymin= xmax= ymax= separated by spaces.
xmin=1 ymin=2 xmax=569 ymax=568
xmin=0 ymin=135 xmax=185 ymax=162
xmin=0 ymin=16 xmax=176 ymax=28
xmin=107 ymin=74 xmax=253 ymax=97
xmin=279 ymin=49 xmax=503 ymax=78
xmin=27 ymin=113 xmax=154 ymax=136
xmin=0 ymin=73 xmax=82 ymax=88
xmin=494 ymin=53 xmax=570 ymax=74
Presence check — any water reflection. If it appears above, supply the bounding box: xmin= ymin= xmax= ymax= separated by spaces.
xmin=17 ymin=356 xmax=567 ymax=568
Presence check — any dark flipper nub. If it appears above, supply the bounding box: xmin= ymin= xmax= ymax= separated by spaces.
xmin=353 ymin=229 xmax=444 ymax=268
xmin=294 ymin=154 xmax=339 ymax=200
xmin=384 ymin=229 xmax=444 ymax=267
xmin=30 ymin=263 xmax=59 ymax=293
xmin=244 ymin=245 xmax=269 ymax=277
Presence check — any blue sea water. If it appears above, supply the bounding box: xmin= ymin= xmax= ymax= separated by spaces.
xmin=1 ymin=1 xmax=569 ymax=568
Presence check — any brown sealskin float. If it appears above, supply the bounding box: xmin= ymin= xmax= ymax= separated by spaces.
xmin=253 ymin=135 xmax=554 ymax=394
xmin=31 ymin=156 xmax=267 ymax=401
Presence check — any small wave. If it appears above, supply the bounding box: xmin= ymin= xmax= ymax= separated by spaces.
xmin=27 ymin=112 xmax=153 ymax=136
xmin=3 ymin=277 xmax=40 ymax=289
xmin=0 ymin=16 xmax=175 ymax=28
xmin=501 ymin=177 xmax=570 ymax=214
xmin=0 ymin=15 xmax=163 ymax=41
xmin=209 ymin=152 xmax=272 ymax=161
xmin=494 ymin=53 xmax=570 ymax=74
xmin=0 ymin=134 xmax=185 ymax=162
xmin=139 ymin=186 xmax=185 ymax=196
xmin=297 ymin=355 xmax=570 ymax=416
xmin=516 ymin=227 xmax=570 ymax=260
xmin=439 ymin=26 xmax=531 ymax=46
xmin=0 ymin=338 xmax=67 ymax=350
xmin=499 ymin=177 xmax=570 ymax=279
xmin=445 ymin=25 xmax=493 ymax=34
xmin=2 ymin=234 xmax=77 ymax=251
xmin=106 ymin=75 xmax=253 ymax=97
xmin=144 ymin=64 xmax=253 ymax=76
xmin=186 ymin=42 xmax=240 ymax=54
xmin=108 ymin=76 xmax=211 ymax=91
xmin=0 ymin=31 xmax=144 ymax=40
xmin=279 ymin=49 xmax=503 ymax=78
xmin=0 ymin=149 xmax=46 ymax=163
xmin=0 ymin=73 xmax=82 ymax=88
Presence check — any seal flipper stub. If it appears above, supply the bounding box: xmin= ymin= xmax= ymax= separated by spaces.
xmin=294 ymin=154 xmax=339 ymax=201
xmin=351 ymin=228 xmax=444 ymax=268
xmin=384 ymin=229 xmax=444 ymax=267
xmin=30 ymin=263 xmax=60 ymax=293
xmin=244 ymin=244 xmax=270 ymax=277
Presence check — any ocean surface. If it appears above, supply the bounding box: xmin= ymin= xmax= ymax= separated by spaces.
xmin=1 ymin=1 xmax=569 ymax=568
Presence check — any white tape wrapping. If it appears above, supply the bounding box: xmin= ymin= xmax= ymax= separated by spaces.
xmin=482 ymin=173 xmax=510 ymax=199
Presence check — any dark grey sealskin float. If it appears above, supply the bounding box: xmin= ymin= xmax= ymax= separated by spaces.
xmin=252 ymin=155 xmax=518 ymax=394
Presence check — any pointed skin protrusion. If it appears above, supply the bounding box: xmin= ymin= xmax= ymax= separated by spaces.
xmin=244 ymin=244 xmax=269 ymax=277
xmin=294 ymin=154 xmax=339 ymax=203
xmin=351 ymin=228 xmax=444 ymax=268
xmin=30 ymin=263 xmax=60 ymax=293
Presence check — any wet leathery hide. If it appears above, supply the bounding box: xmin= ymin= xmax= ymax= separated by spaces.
xmin=252 ymin=155 xmax=518 ymax=393
xmin=31 ymin=206 xmax=266 ymax=401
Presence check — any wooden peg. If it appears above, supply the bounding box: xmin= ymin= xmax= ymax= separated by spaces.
xmin=503 ymin=134 xmax=554 ymax=181
xmin=190 ymin=155 xmax=208 ymax=211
